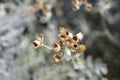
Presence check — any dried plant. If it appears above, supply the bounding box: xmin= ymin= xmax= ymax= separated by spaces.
xmin=72 ymin=0 xmax=92 ymax=11
xmin=32 ymin=27 xmax=86 ymax=62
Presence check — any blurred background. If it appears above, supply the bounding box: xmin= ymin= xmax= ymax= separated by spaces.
xmin=0 ymin=0 xmax=120 ymax=80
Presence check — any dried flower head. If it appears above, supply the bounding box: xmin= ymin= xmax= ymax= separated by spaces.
xmin=85 ymin=4 xmax=92 ymax=12
xmin=32 ymin=40 xmax=41 ymax=48
xmin=54 ymin=54 xmax=62 ymax=62
xmin=32 ymin=27 xmax=86 ymax=63
xmin=58 ymin=33 xmax=68 ymax=41
xmin=51 ymin=43 xmax=61 ymax=52
xmin=77 ymin=44 xmax=86 ymax=52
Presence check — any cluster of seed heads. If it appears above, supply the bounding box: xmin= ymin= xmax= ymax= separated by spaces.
xmin=32 ymin=27 xmax=86 ymax=62
xmin=72 ymin=0 xmax=92 ymax=11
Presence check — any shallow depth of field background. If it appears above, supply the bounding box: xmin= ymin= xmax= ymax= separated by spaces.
xmin=0 ymin=0 xmax=120 ymax=80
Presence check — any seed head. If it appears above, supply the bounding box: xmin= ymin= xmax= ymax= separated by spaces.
xmin=32 ymin=40 xmax=41 ymax=48
xmin=77 ymin=44 xmax=86 ymax=52
xmin=58 ymin=33 xmax=68 ymax=41
xmin=51 ymin=43 xmax=61 ymax=52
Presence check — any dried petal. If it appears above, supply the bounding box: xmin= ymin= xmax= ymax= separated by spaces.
xmin=64 ymin=47 xmax=71 ymax=56
xmin=76 ymin=32 xmax=83 ymax=40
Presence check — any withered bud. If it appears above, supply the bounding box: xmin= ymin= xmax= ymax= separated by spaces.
xmin=59 ymin=27 xmax=67 ymax=33
xmin=32 ymin=40 xmax=41 ymax=48
xmin=54 ymin=54 xmax=62 ymax=62
xmin=80 ymin=0 xmax=87 ymax=4
xmin=51 ymin=43 xmax=61 ymax=52
xmin=36 ymin=33 xmax=44 ymax=42
xmin=85 ymin=4 xmax=92 ymax=12
xmin=77 ymin=44 xmax=86 ymax=52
